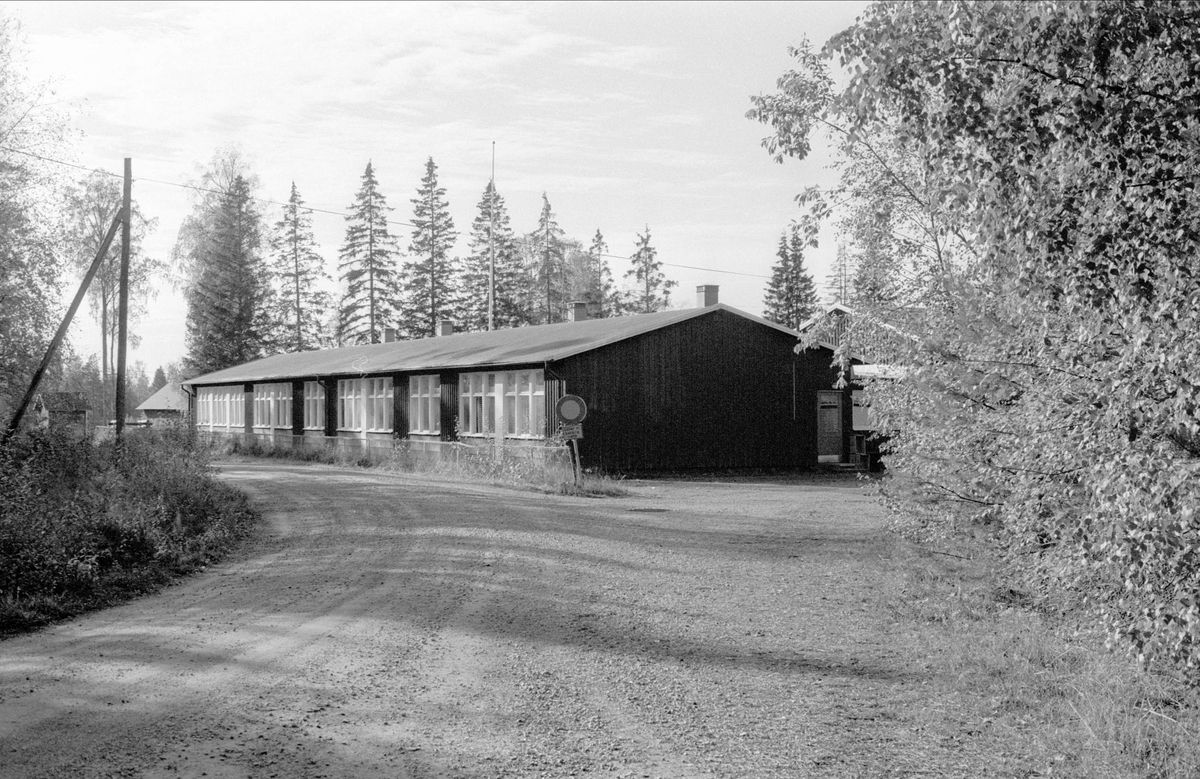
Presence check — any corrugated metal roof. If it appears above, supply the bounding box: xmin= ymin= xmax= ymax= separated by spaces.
xmin=183 ymin=304 xmax=799 ymax=387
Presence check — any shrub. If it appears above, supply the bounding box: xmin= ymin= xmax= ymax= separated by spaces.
xmin=0 ymin=425 xmax=257 ymax=633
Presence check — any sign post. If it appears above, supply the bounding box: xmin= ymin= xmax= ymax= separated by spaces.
xmin=555 ymin=395 xmax=588 ymax=487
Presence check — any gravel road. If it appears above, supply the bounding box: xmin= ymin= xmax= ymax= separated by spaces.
xmin=1 ymin=461 xmax=979 ymax=778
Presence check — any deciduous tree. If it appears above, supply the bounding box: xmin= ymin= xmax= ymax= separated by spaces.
xmin=64 ymin=170 xmax=160 ymax=393
xmin=750 ymin=1 xmax=1200 ymax=678
xmin=0 ymin=14 xmax=74 ymax=418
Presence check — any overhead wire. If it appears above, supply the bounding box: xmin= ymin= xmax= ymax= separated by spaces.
xmin=0 ymin=144 xmax=772 ymax=280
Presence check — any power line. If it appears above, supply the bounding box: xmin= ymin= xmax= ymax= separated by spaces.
xmin=2 ymin=144 xmax=772 ymax=279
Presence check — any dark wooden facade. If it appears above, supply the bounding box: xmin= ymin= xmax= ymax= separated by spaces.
xmin=547 ymin=308 xmax=842 ymax=472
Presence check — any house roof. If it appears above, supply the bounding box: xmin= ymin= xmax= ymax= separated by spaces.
xmin=137 ymin=383 xmax=187 ymax=413
xmin=183 ymin=304 xmax=800 ymax=388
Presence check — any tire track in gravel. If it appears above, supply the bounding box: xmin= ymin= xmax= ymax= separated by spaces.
xmin=1 ymin=462 xmax=1003 ymax=778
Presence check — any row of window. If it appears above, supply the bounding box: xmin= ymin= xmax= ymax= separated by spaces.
xmin=458 ymin=370 xmax=545 ymax=437
xmin=196 ymin=370 xmax=546 ymax=437
xmin=195 ymin=387 xmax=245 ymax=428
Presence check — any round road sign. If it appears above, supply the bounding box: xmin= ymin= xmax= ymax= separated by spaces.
xmin=556 ymin=394 xmax=588 ymax=424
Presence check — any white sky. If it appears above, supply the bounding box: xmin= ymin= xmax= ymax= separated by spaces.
xmin=8 ymin=0 xmax=868 ymax=373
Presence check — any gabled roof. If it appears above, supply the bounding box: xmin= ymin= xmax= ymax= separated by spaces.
xmin=137 ymin=383 xmax=187 ymax=413
xmin=183 ymin=304 xmax=799 ymax=388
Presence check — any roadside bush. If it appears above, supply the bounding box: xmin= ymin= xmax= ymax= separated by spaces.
xmin=0 ymin=425 xmax=257 ymax=633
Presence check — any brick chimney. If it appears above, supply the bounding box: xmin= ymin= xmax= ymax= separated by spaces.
xmin=438 ymin=319 xmax=455 ymax=337
xmin=383 ymin=327 xmax=397 ymax=343
xmin=696 ymin=284 xmax=719 ymax=307
xmin=567 ymin=301 xmax=588 ymax=322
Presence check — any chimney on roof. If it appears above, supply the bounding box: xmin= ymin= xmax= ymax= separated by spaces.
xmin=438 ymin=319 xmax=455 ymax=337
xmin=567 ymin=301 xmax=588 ymax=322
xmin=696 ymin=284 xmax=719 ymax=307
xmin=383 ymin=327 xmax=397 ymax=343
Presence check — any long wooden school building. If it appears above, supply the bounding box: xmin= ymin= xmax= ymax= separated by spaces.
xmin=182 ymin=288 xmax=858 ymax=472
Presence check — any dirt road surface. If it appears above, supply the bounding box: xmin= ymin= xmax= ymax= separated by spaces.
xmin=1 ymin=462 xmax=999 ymax=778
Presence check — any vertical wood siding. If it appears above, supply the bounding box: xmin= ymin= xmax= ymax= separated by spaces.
xmin=392 ymin=373 xmax=409 ymax=437
xmin=439 ymin=372 xmax=458 ymax=441
xmin=242 ymin=383 xmax=254 ymax=435
xmin=555 ymin=310 xmax=828 ymax=471
xmin=322 ymin=379 xmax=338 ymax=437
xmin=291 ymin=380 xmax=304 ymax=435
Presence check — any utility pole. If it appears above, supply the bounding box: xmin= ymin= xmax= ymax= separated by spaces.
xmin=488 ymin=141 xmax=495 ymax=332
xmin=114 ymin=158 xmax=132 ymax=442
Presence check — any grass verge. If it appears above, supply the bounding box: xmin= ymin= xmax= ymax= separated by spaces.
xmin=0 ymin=425 xmax=258 ymax=637
xmin=886 ymin=534 xmax=1200 ymax=778
xmin=218 ymin=434 xmax=631 ymax=497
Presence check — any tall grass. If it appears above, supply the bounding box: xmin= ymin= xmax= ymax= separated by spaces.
xmin=0 ymin=424 xmax=257 ymax=634
xmin=888 ymin=534 xmax=1200 ymax=777
xmin=219 ymin=434 xmax=629 ymax=496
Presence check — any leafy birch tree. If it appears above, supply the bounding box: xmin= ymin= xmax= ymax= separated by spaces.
xmin=338 ymin=162 xmax=401 ymax=345
xmin=750 ymin=1 xmax=1200 ymax=678
xmin=64 ymin=170 xmax=161 ymax=391
xmin=267 ymin=182 xmax=331 ymax=352
xmin=402 ymin=157 xmax=458 ymax=338
xmin=0 ymin=14 xmax=74 ymax=417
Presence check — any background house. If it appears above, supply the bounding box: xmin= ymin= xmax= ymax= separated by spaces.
xmin=183 ymin=287 xmax=856 ymax=472
xmin=136 ymin=383 xmax=187 ymax=423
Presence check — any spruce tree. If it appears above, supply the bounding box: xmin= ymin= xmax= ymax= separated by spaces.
xmin=530 ymin=193 xmax=568 ymax=323
xmin=764 ymin=226 xmax=819 ymax=329
xmin=338 ymin=162 xmax=401 ymax=345
xmin=268 ymin=182 xmax=331 ymax=352
xmin=624 ymin=225 xmax=676 ymax=314
xmin=574 ymin=229 xmax=617 ymax=318
xmin=458 ymin=180 xmax=527 ymax=331
xmin=402 ymin=157 xmax=458 ymax=338
xmin=183 ymin=174 xmax=272 ymax=376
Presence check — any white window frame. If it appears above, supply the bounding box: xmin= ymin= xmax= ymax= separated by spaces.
xmin=457 ymin=369 xmax=544 ymax=438
xmin=304 ymin=381 xmax=325 ymax=430
xmin=337 ymin=379 xmax=361 ymax=431
xmin=253 ymin=383 xmax=291 ymax=429
xmin=337 ymin=378 xmax=393 ymax=433
xmin=196 ymin=386 xmax=244 ymax=430
xmin=365 ymin=377 xmax=394 ymax=432
xmin=409 ymin=375 xmax=441 ymax=434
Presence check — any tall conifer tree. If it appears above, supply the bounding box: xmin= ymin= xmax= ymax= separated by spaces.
xmin=183 ymin=174 xmax=272 ymax=376
xmin=402 ymin=157 xmax=458 ymax=338
xmin=624 ymin=225 xmax=676 ymax=313
xmin=763 ymin=225 xmax=819 ymax=329
xmin=268 ymin=182 xmax=331 ymax=352
xmin=458 ymin=181 xmax=526 ymax=331
xmin=530 ymin=193 xmax=568 ymax=323
xmin=338 ymin=162 xmax=400 ymax=345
